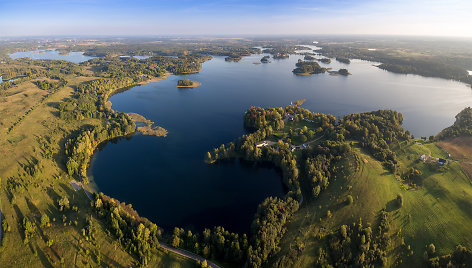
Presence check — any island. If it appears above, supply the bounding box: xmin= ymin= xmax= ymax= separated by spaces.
xmin=336 ymin=56 xmax=351 ymax=64
xmin=273 ymin=52 xmax=289 ymax=59
xmin=225 ymin=53 xmax=243 ymax=62
xmin=177 ymin=79 xmax=201 ymax=88
xmin=292 ymin=60 xmax=327 ymax=75
xmin=304 ymin=54 xmax=316 ymax=61
xmin=328 ymin=68 xmax=351 ymax=76
xmin=318 ymin=58 xmax=331 ymax=64
xmin=260 ymin=55 xmax=271 ymax=63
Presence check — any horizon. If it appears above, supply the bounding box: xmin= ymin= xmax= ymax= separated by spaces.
xmin=1 ymin=0 xmax=471 ymax=37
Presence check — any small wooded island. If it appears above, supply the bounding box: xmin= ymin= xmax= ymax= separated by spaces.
xmin=260 ymin=55 xmax=271 ymax=63
xmin=293 ymin=60 xmax=327 ymax=75
xmin=177 ymin=79 xmax=201 ymax=88
xmin=225 ymin=54 xmax=243 ymax=62
xmin=328 ymin=68 xmax=351 ymax=76
xmin=318 ymin=58 xmax=331 ymax=64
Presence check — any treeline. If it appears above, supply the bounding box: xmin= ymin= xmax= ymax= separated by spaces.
xmin=427 ymin=244 xmax=472 ymax=267
xmin=0 ymin=58 xmax=85 ymax=78
xmin=304 ymin=140 xmax=351 ymax=198
xmin=64 ymin=115 xmax=135 ymax=180
xmin=81 ymin=55 xmax=210 ymax=78
xmin=33 ymin=79 xmax=67 ymax=93
xmin=0 ymin=77 xmax=29 ymax=94
xmin=247 ymin=197 xmax=299 ymax=268
xmin=436 ymin=107 xmax=472 ymax=139
xmin=0 ymin=58 xmax=85 ymax=94
xmin=293 ymin=60 xmax=327 ymax=75
xmin=320 ymin=45 xmax=472 ymax=86
xmin=169 ymin=226 xmax=249 ymax=264
xmin=93 ymin=193 xmax=161 ymax=266
xmin=62 ymin=76 xmax=138 ymax=180
xmin=341 ymin=110 xmax=408 ymax=172
xmin=62 ymin=42 xmax=260 ymax=58
xmin=59 ymin=77 xmax=136 ymax=121
xmin=315 ymin=212 xmax=392 ymax=266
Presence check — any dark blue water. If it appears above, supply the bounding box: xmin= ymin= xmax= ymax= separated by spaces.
xmin=90 ymin=52 xmax=472 ymax=233
xmin=9 ymin=49 xmax=95 ymax=63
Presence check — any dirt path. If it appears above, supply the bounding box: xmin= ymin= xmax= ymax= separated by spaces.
xmin=160 ymin=243 xmax=221 ymax=268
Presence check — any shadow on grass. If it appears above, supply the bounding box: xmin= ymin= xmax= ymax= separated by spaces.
xmin=34 ymin=243 xmax=54 ymax=268
xmin=385 ymin=198 xmax=401 ymax=212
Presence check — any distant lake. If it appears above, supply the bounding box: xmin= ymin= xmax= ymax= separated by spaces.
xmin=9 ymin=49 xmax=95 ymax=63
xmin=91 ymin=50 xmax=472 ymax=234
xmin=120 ymin=55 xmax=153 ymax=60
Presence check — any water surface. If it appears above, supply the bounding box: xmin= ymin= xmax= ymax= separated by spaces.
xmin=89 ymin=52 xmax=472 ymax=233
xmin=9 ymin=49 xmax=95 ymax=63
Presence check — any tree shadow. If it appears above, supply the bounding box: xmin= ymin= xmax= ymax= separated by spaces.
xmin=12 ymin=205 xmax=25 ymax=240
xmin=385 ymin=199 xmax=401 ymax=212
xmin=34 ymin=243 xmax=54 ymax=268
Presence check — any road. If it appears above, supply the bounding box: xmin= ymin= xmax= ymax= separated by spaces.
xmin=160 ymin=243 xmax=221 ymax=268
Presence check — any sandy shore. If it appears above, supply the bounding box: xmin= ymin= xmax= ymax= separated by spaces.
xmin=138 ymin=72 xmax=172 ymax=85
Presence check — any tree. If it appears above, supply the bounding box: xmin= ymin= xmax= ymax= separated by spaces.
xmin=58 ymin=196 xmax=70 ymax=211
xmin=40 ymin=214 xmax=50 ymax=228
xmin=427 ymin=243 xmax=436 ymax=256
xmin=396 ymin=194 xmax=403 ymax=208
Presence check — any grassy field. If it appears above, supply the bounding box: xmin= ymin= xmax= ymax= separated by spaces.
xmin=273 ymin=140 xmax=472 ymax=266
xmin=437 ymin=136 xmax=472 ymax=180
xmin=0 ymin=72 xmax=196 ymax=267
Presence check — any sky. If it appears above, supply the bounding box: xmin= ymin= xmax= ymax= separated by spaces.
xmin=0 ymin=0 xmax=471 ymax=37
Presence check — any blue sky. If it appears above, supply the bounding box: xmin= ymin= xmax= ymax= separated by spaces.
xmin=0 ymin=0 xmax=471 ymax=37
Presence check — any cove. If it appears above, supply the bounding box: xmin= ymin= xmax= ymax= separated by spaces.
xmin=91 ymin=51 xmax=472 ymax=234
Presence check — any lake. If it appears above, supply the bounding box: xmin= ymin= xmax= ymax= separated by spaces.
xmin=9 ymin=49 xmax=95 ymax=63
xmin=90 ymin=51 xmax=472 ymax=234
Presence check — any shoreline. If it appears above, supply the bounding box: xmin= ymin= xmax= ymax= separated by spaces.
xmin=139 ymin=72 xmax=172 ymax=85
xmin=87 ymin=72 xmax=173 ymax=191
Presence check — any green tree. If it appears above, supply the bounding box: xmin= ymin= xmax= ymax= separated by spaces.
xmin=40 ymin=214 xmax=50 ymax=228
xmin=58 ymin=196 xmax=70 ymax=211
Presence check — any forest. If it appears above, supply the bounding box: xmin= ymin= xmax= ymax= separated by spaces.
xmin=319 ymin=41 xmax=472 ymax=86
xmin=436 ymin=107 xmax=472 ymax=139
xmin=293 ymin=60 xmax=327 ymax=75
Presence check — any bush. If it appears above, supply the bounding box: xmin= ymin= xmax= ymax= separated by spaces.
xmin=346 ymin=195 xmax=354 ymax=205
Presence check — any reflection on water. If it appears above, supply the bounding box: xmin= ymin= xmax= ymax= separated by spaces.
xmin=90 ymin=51 xmax=472 ymax=233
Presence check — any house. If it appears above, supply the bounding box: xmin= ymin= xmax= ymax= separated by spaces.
xmin=419 ymin=154 xmax=426 ymax=161
xmin=438 ymin=158 xmax=447 ymax=165
xmin=286 ymin=113 xmax=295 ymax=121
xmin=256 ymin=140 xmax=269 ymax=148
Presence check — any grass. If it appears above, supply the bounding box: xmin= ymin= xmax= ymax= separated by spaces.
xmin=271 ymin=120 xmax=321 ymax=145
xmin=0 ymin=72 xmax=195 ymax=267
xmin=273 ymin=140 xmax=472 ymax=266
xmin=437 ymin=136 xmax=472 ymax=180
